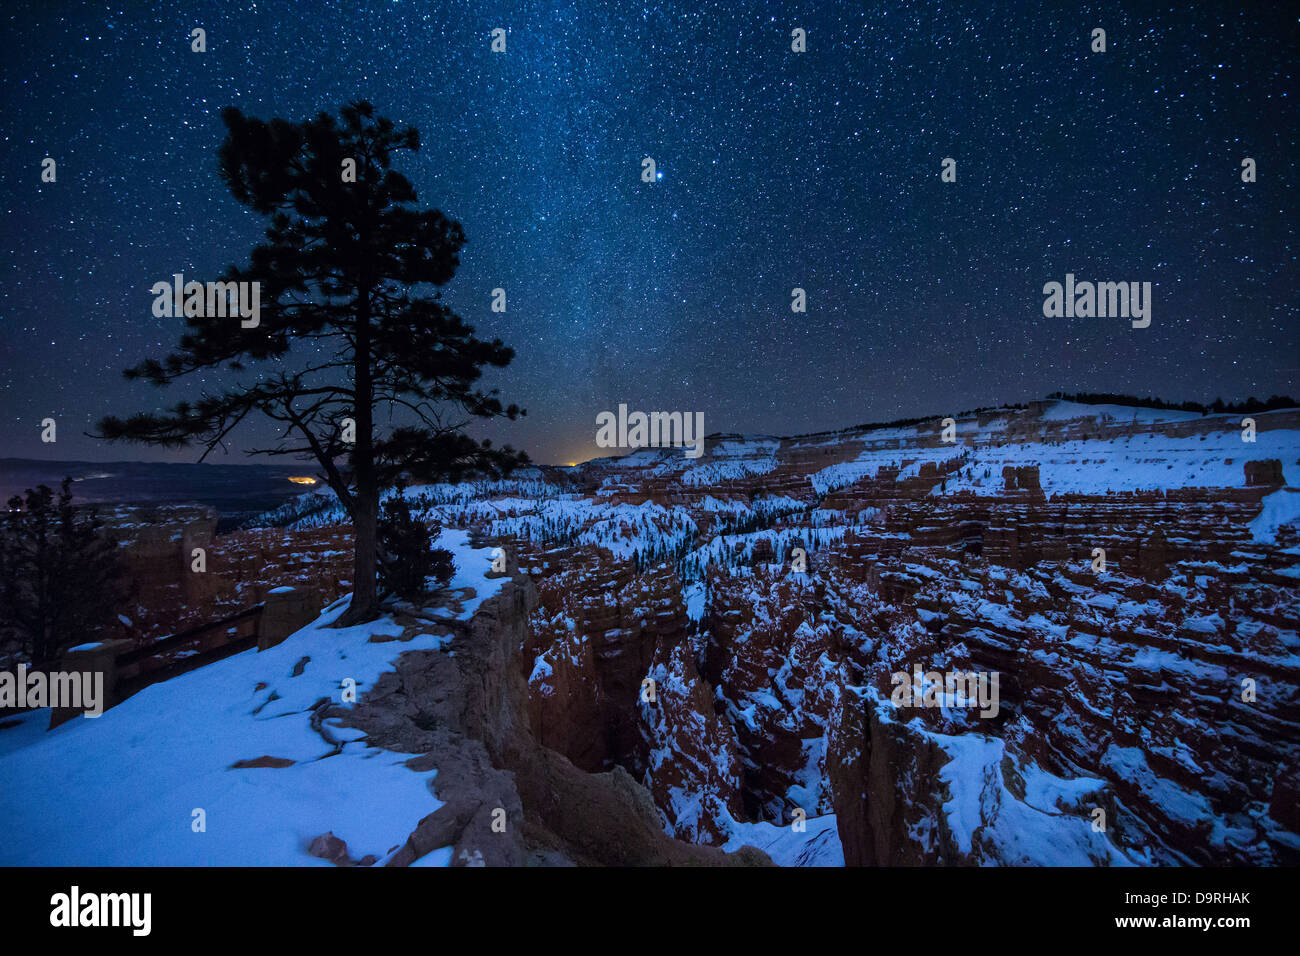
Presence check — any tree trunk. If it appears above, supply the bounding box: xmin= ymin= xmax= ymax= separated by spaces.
xmin=339 ymin=490 xmax=379 ymax=626
xmin=336 ymin=281 xmax=380 ymax=627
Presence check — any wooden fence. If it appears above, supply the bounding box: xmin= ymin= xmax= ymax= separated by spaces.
xmin=49 ymin=586 xmax=317 ymax=728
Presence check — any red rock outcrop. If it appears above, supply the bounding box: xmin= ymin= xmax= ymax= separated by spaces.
xmin=1245 ymin=458 xmax=1286 ymax=486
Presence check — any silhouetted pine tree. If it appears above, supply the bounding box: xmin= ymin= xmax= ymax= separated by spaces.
xmin=97 ymin=102 xmax=527 ymax=625
xmin=0 ymin=479 xmax=129 ymax=668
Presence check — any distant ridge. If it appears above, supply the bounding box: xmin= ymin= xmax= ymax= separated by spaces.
xmin=1046 ymin=392 xmax=1299 ymax=416
xmin=0 ymin=458 xmax=315 ymax=530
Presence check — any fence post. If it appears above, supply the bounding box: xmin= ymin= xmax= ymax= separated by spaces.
xmin=258 ymin=587 xmax=317 ymax=651
xmin=48 ymin=639 xmax=132 ymax=730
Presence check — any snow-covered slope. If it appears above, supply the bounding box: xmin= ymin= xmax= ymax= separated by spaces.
xmin=0 ymin=529 xmax=504 ymax=866
xmin=8 ymin=399 xmax=1297 ymax=868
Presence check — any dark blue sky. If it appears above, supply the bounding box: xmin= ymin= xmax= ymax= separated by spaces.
xmin=1 ymin=1 xmax=1295 ymax=465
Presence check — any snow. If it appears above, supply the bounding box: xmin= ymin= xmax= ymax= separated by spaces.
xmin=409 ymin=845 xmax=454 ymax=867
xmin=1039 ymin=401 xmax=1208 ymax=424
xmin=934 ymin=730 xmax=1134 ymax=866
xmin=0 ymin=528 xmax=504 ymax=867
xmin=1250 ymin=488 xmax=1300 ymax=544
xmin=683 ymin=581 xmax=707 ymax=621
xmin=1101 ymin=744 xmax=1214 ymax=831
xmin=528 ymin=653 xmax=554 ymax=687
xmin=811 ymin=460 xmax=880 ymax=495
xmin=803 ymin=404 xmax=1300 ymax=498
xmin=721 ymin=813 xmax=844 ymax=866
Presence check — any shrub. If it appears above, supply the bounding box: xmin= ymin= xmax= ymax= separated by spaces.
xmin=376 ymin=492 xmax=454 ymax=603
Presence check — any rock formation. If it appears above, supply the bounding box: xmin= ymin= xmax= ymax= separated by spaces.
xmin=100 ymin=399 xmax=1300 ymax=865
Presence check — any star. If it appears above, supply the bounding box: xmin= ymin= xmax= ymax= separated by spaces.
xmin=0 ymin=1 xmax=1293 ymax=464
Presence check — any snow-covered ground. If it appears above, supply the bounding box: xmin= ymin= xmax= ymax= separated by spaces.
xmin=0 ymin=529 xmax=504 ymax=867
xmin=579 ymin=401 xmax=1300 ymax=499
xmin=815 ymin=405 xmax=1300 ymax=497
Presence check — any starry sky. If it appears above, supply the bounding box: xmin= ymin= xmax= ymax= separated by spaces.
xmin=1 ymin=0 xmax=1296 ymax=466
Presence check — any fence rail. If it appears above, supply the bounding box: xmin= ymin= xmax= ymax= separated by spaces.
xmin=49 ymin=587 xmax=318 ymax=728
xmin=116 ymin=603 xmax=265 ymax=667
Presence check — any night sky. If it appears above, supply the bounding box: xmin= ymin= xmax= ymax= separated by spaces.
xmin=1 ymin=1 xmax=1296 ymax=467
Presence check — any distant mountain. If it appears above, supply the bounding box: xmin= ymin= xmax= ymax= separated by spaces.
xmin=0 ymin=458 xmax=319 ymax=531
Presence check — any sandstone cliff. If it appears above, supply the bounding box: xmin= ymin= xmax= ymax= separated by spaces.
xmin=325 ymin=569 xmax=772 ymax=866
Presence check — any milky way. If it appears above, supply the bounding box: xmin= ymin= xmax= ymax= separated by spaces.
xmin=1 ymin=1 xmax=1295 ymax=464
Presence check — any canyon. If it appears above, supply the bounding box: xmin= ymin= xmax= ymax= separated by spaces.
xmin=8 ymin=398 xmax=1298 ymax=866
xmin=280 ymin=398 xmax=1300 ymax=864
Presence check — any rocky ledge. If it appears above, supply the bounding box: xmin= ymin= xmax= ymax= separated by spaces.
xmin=323 ymin=573 xmax=771 ymax=866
